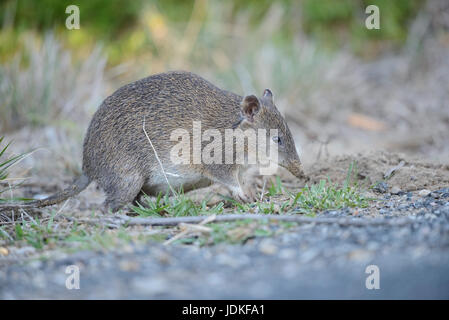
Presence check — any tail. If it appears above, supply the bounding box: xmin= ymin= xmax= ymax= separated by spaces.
xmin=0 ymin=174 xmax=90 ymax=212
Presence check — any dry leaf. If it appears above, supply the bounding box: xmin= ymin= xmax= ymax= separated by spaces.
xmin=347 ymin=113 xmax=386 ymax=131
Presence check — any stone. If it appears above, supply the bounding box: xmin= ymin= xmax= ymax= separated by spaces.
xmin=259 ymin=240 xmax=278 ymax=255
xmin=373 ymin=182 xmax=388 ymax=193
xmin=0 ymin=247 xmax=9 ymax=256
xmin=391 ymin=186 xmax=402 ymax=195
xmin=418 ymin=189 xmax=431 ymax=197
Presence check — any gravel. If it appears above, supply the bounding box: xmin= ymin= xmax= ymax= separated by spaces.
xmin=1 ymin=188 xmax=449 ymax=299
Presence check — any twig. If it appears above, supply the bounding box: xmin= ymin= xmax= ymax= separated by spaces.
xmin=163 ymin=214 xmax=215 ymax=245
xmin=260 ymin=178 xmax=267 ymax=202
xmin=142 ymin=117 xmax=177 ymax=196
xmin=19 ymin=208 xmax=38 ymax=226
xmin=121 ymin=214 xmax=414 ymax=227
xmin=55 ymin=199 xmax=70 ymax=216
xmin=53 ymin=213 xmax=416 ymax=229
xmin=0 ymin=227 xmax=13 ymax=241
xmin=384 ymin=160 xmax=405 ymax=179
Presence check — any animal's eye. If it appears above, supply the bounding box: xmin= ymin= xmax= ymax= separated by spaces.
xmin=272 ymin=135 xmax=283 ymax=145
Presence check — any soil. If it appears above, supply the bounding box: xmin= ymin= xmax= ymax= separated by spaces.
xmin=1 ymin=148 xmax=448 ymax=299
xmin=306 ymin=151 xmax=449 ymax=192
xmin=1 ymin=31 xmax=449 ymax=298
xmin=1 ymin=187 xmax=449 ymax=299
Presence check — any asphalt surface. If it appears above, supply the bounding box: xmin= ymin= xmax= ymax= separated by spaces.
xmin=1 ymin=188 xmax=449 ymax=299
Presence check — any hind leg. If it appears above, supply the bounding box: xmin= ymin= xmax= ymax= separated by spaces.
xmin=99 ymin=173 xmax=144 ymax=213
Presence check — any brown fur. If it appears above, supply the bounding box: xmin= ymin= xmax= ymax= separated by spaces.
xmin=0 ymin=71 xmax=304 ymax=212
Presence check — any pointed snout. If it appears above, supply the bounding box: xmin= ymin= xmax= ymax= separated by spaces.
xmin=283 ymin=158 xmax=306 ymax=180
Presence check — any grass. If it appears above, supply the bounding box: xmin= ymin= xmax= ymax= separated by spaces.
xmin=157 ymin=216 xmax=299 ymax=246
xmin=288 ymin=162 xmax=372 ymax=215
xmin=133 ymin=162 xmax=372 ymax=217
xmin=0 ymin=212 xmax=290 ymax=249
xmin=0 ymin=34 xmax=106 ymax=132
xmin=228 ymin=162 xmax=371 ymax=216
xmin=12 ymin=211 xmax=60 ymax=249
xmin=3 ymin=210 xmax=98 ymax=250
xmin=0 ymin=137 xmax=31 ymax=202
xmin=0 ymin=210 xmax=168 ymax=251
xmin=0 ymin=0 xmax=422 ymax=64
xmin=0 ymin=1 xmax=426 ymax=256
xmin=132 ymin=190 xmax=225 ymax=217
xmin=171 ymin=219 xmax=292 ymax=246
xmin=0 ymin=163 xmax=372 ymax=251
xmin=289 ymin=178 xmax=371 ymax=215
xmin=0 ymin=1 xmax=425 ymax=132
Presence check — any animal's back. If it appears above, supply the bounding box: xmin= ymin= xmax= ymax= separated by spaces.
xmin=0 ymin=71 xmax=304 ymax=214
xmin=82 ymin=71 xmax=242 ymax=193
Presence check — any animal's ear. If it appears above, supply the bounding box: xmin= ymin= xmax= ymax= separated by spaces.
xmin=263 ymin=89 xmax=273 ymax=104
xmin=241 ymin=95 xmax=260 ymax=122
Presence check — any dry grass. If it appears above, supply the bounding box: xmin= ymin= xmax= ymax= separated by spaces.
xmin=0 ymin=33 xmax=106 ymax=132
xmin=2 ymin=1 xmax=448 ymax=164
xmin=124 ymin=1 xmax=449 ymax=163
xmin=0 ymin=0 xmax=448 ymax=257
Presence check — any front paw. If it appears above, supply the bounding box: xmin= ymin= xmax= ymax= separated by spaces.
xmin=232 ymin=187 xmax=257 ymax=203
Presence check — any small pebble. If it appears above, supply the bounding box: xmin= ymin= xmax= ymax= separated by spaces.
xmin=418 ymin=189 xmax=431 ymax=197
xmin=391 ymin=186 xmax=402 ymax=195
xmin=430 ymin=192 xmax=440 ymax=199
xmin=118 ymin=259 xmax=140 ymax=272
xmin=0 ymin=247 xmax=9 ymax=256
xmin=279 ymin=248 xmax=296 ymax=259
xmin=347 ymin=249 xmax=373 ymax=262
xmin=373 ymin=182 xmax=388 ymax=193
xmin=259 ymin=240 xmax=278 ymax=255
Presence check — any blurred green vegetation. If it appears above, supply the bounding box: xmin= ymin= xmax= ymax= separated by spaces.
xmin=0 ymin=0 xmax=423 ymax=65
xmin=0 ymin=0 xmax=425 ymax=132
xmin=302 ymin=0 xmax=422 ymax=53
xmin=1 ymin=0 xmax=144 ymax=36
